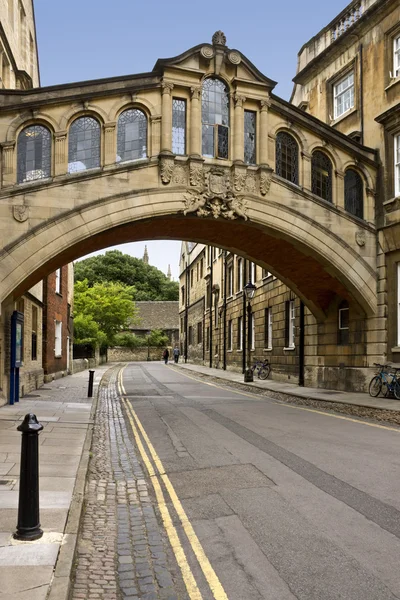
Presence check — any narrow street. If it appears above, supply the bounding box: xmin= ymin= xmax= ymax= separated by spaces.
xmin=72 ymin=363 xmax=400 ymax=600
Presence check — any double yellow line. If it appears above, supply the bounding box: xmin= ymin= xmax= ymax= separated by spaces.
xmin=118 ymin=367 xmax=228 ymax=600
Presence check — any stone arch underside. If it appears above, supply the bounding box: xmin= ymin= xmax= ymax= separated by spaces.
xmin=0 ymin=190 xmax=376 ymax=320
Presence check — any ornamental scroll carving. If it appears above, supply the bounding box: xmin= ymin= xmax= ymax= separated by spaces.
xmin=159 ymin=154 xmax=175 ymax=184
xmin=189 ymin=162 xmax=203 ymax=187
xmin=183 ymin=168 xmax=248 ymax=221
xmin=260 ymin=170 xmax=273 ymax=196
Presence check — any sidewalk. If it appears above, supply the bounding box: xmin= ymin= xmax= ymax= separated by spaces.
xmin=174 ymin=362 xmax=400 ymax=412
xmin=0 ymin=365 xmax=110 ymax=600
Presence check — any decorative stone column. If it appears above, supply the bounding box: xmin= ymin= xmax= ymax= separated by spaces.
xmin=161 ymin=82 xmax=174 ymax=153
xmin=301 ymin=151 xmax=312 ymax=191
xmin=233 ymin=94 xmax=246 ymax=163
xmin=190 ymin=86 xmax=201 ymax=156
xmin=104 ymin=122 xmax=116 ymax=166
xmin=335 ymin=169 xmax=344 ymax=210
xmin=1 ymin=142 xmax=16 ymax=186
xmin=259 ymin=99 xmax=271 ymax=166
xmin=54 ymin=132 xmax=67 ymax=176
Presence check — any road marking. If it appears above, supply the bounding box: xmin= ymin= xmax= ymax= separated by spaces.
xmin=168 ymin=366 xmax=400 ymax=434
xmin=282 ymin=403 xmax=400 ymax=432
xmin=119 ymin=367 xmax=229 ymax=600
xmin=121 ymin=396 xmax=203 ymax=600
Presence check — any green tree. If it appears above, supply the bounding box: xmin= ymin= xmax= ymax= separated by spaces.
xmin=74 ymin=279 xmax=138 ymax=345
xmin=145 ymin=329 xmax=169 ymax=347
xmin=113 ymin=332 xmax=142 ymax=349
xmin=74 ymin=250 xmax=178 ymax=301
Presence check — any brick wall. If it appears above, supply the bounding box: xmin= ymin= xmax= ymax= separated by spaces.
xmin=42 ymin=266 xmax=70 ymax=377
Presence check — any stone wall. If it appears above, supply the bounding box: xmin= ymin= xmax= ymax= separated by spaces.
xmin=108 ymin=347 xmax=166 ymax=362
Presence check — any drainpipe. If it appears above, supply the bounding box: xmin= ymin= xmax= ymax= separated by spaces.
xmin=184 ymin=261 xmax=188 ymax=363
xmin=223 ymin=251 xmax=227 ymax=370
xmin=242 ymin=261 xmax=247 ymax=374
xmin=209 ymin=248 xmax=213 ymax=369
xmin=299 ymin=300 xmax=305 ymax=386
xmin=359 ymin=44 xmax=364 ymax=145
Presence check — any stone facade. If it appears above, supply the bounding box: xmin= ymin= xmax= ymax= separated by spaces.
xmin=108 ymin=347 xmax=166 ymax=362
xmin=0 ymin=24 xmax=386 ymax=395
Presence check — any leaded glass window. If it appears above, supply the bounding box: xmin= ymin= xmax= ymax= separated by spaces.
xmin=17 ymin=124 xmax=51 ymax=183
xmin=172 ymin=99 xmax=186 ymax=155
xmin=244 ymin=111 xmax=256 ymax=164
xmin=344 ymin=169 xmax=363 ymax=219
xmin=311 ymin=151 xmax=332 ymax=202
xmin=68 ymin=117 xmax=100 ymax=173
xmin=276 ymin=132 xmax=298 ymax=184
xmin=117 ymin=109 xmax=147 ymax=163
xmin=202 ymin=78 xmax=229 ymax=158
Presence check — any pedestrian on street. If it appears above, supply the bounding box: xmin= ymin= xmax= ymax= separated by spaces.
xmin=173 ymin=346 xmax=180 ymax=364
xmin=163 ymin=348 xmax=169 ymax=364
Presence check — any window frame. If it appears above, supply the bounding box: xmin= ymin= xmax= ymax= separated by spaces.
xmin=237 ymin=316 xmax=243 ymax=351
xmin=55 ymin=268 xmax=61 ymax=294
xmin=344 ymin=168 xmax=364 ymax=219
xmin=55 ymin=320 xmax=62 ymax=357
xmin=237 ymin=258 xmax=243 ymax=292
xmin=311 ymin=150 xmax=333 ymax=203
xmin=338 ymin=301 xmax=350 ymax=346
xmin=17 ymin=124 xmax=52 ymax=184
xmin=201 ymin=77 xmax=230 ymax=159
xmin=244 ymin=110 xmax=256 ymax=165
xmin=172 ymin=97 xmax=187 ymax=155
xmin=264 ymin=307 xmax=272 ymax=350
xmin=333 ymin=71 xmax=355 ymax=120
xmin=284 ymin=300 xmax=295 ymax=349
xmin=395 ymin=134 xmax=400 ymax=197
xmin=393 ymin=33 xmax=400 ymax=79
xmin=275 ymin=131 xmax=299 ymax=185
xmin=116 ymin=108 xmax=147 ymax=164
xmin=227 ymin=320 xmax=233 ymax=351
xmin=67 ymin=115 xmax=101 ymax=174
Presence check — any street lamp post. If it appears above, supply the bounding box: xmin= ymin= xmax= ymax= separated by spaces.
xmin=244 ymin=280 xmax=256 ymax=382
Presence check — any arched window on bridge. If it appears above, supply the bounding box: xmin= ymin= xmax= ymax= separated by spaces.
xmin=311 ymin=151 xmax=332 ymax=202
xmin=17 ymin=124 xmax=51 ymax=183
xmin=275 ymin=132 xmax=299 ymax=184
xmin=344 ymin=168 xmax=363 ymax=219
xmin=202 ymin=78 xmax=229 ymax=159
xmin=117 ymin=109 xmax=147 ymax=163
xmin=68 ymin=116 xmax=100 ymax=174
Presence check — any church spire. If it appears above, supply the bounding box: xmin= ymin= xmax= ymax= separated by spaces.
xmin=143 ymin=245 xmax=149 ymax=265
xmin=167 ymin=264 xmax=171 ymax=280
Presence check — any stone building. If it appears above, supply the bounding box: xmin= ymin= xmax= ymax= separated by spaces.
xmin=179 ymin=0 xmax=400 ymax=389
xmin=130 ymin=301 xmax=179 ymax=347
xmin=291 ymin=0 xmax=400 ymax=367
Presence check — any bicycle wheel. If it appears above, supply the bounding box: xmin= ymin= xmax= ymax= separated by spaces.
xmin=258 ymin=363 xmax=271 ymax=380
xmin=369 ymin=376 xmax=382 ymax=397
xmin=393 ymin=380 xmax=400 ymax=400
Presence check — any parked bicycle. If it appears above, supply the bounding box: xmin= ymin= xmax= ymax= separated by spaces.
xmin=369 ymin=363 xmax=400 ymax=399
xmin=251 ymin=359 xmax=271 ymax=380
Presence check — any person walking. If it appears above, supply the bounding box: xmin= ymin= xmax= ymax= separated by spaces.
xmin=163 ymin=348 xmax=169 ymax=364
xmin=173 ymin=346 xmax=180 ymax=364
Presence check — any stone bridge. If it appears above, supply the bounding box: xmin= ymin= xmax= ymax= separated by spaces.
xmin=0 ymin=32 xmax=381 ymax=390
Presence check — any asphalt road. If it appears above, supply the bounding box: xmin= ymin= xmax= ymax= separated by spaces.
xmin=121 ymin=362 xmax=400 ymax=600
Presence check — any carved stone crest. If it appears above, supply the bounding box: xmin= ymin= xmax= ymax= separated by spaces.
xmin=172 ymin=165 xmax=187 ymax=185
xmin=183 ymin=190 xmax=248 ymax=221
xmin=13 ymin=205 xmax=28 ymax=222
xmin=355 ymin=230 xmax=366 ymax=247
xmin=245 ymin=173 xmax=256 ymax=193
xmin=183 ymin=166 xmax=247 ymax=220
xmin=159 ymin=154 xmax=175 ymax=184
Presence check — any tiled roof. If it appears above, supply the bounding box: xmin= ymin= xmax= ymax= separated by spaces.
xmin=132 ymin=301 xmax=179 ymax=331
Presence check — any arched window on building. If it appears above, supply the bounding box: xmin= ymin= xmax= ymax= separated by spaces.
xmin=344 ymin=168 xmax=363 ymax=219
xmin=117 ymin=109 xmax=147 ymax=163
xmin=275 ymin=132 xmax=299 ymax=184
xmin=68 ymin=116 xmax=100 ymax=173
xmin=202 ymin=78 xmax=229 ymax=159
xmin=311 ymin=151 xmax=332 ymax=202
xmin=338 ymin=300 xmax=349 ymax=345
xmin=17 ymin=124 xmax=51 ymax=183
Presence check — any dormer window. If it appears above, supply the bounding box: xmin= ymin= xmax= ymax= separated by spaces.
xmin=202 ymin=78 xmax=229 ymax=159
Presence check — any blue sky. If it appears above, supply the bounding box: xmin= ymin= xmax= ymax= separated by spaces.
xmin=34 ymin=0 xmax=349 ymax=278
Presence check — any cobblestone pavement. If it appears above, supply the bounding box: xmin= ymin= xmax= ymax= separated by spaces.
xmin=70 ymin=366 xmax=180 ymax=600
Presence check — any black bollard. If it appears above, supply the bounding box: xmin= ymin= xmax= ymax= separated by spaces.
xmin=88 ymin=369 xmax=95 ymax=398
xmin=14 ymin=413 xmax=43 ymax=541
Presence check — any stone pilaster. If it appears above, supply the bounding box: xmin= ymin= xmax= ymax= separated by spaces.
xmin=104 ymin=122 xmax=116 ymax=166
xmin=161 ymin=82 xmax=174 ymax=153
xmin=190 ymin=86 xmax=201 ymax=156
xmin=54 ymin=132 xmax=67 ymax=176
xmin=301 ymin=151 xmax=312 ymax=191
xmin=259 ymin=99 xmax=271 ymax=166
xmin=2 ymin=143 xmax=15 ymax=187
xmin=233 ymin=94 xmax=246 ymax=163
xmin=150 ymin=116 xmax=161 ymax=157
xmin=335 ymin=170 xmax=344 ymax=210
